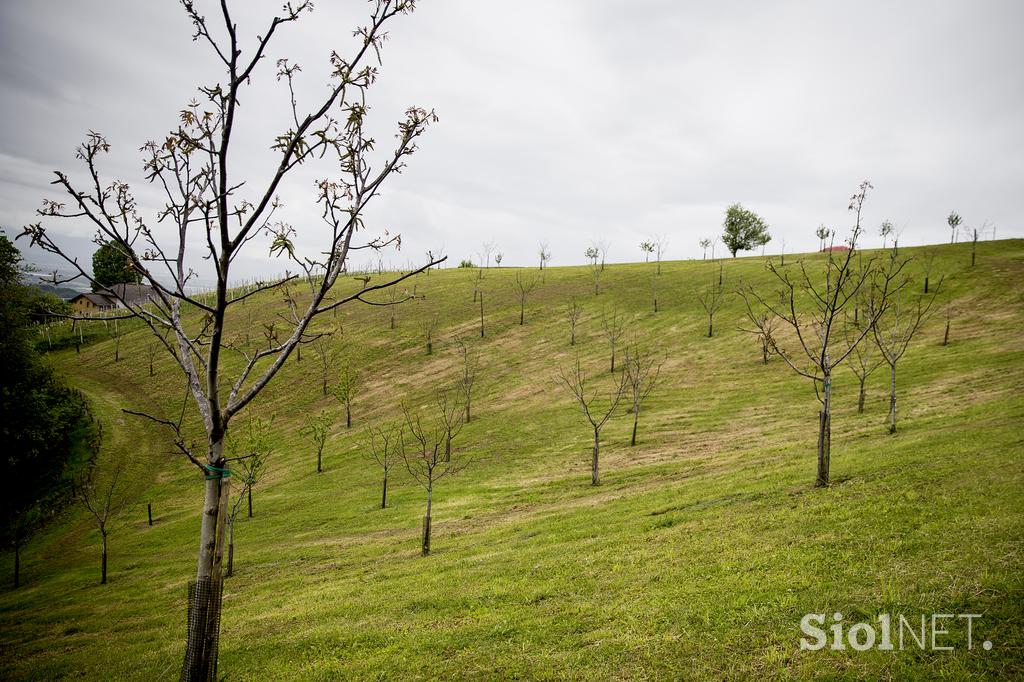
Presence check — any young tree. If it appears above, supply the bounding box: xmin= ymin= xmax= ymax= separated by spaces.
xmin=224 ymin=473 xmax=249 ymax=579
xmin=639 ymin=241 xmax=655 ymax=262
xmin=455 ymin=338 xmax=479 ymax=423
xmin=948 ymin=211 xmax=962 ymax=244
xmin=557 ymin=357 xmax=627 ymax=485
xmin=942 ymin=300 xmax=955 ymax=346
xmin=566 ymin=298 xmax=583 ymax=346
xmin=91 ymin=241 xmax=142 ymax=290
xmin=422 ymin=312 xmax=439 ymax=354
xmin=538 ymin=241 xmax=552 ymax=271
xmin=698 ymin=263 xmax=725 ymax=338
xmin=313 ymin=335 xmax=337 ymax=397
xmin=921 ymin=250 xmax=937 ymax=294
xmin=653 ymin=234 xmax=668 ymax=275
xmin=494 ymin=252 xmax=503 ymax=267
xmin=236 ymin=417 xmax=273 ymax=518
xmin=722 ymin=203 xmax=770 ymax=257
xmin=880 ymin=220 xmax=893 ymax=249
xmin=302 ymin=411 xmax=330 ymax=474
xmin=512 ymin=270 xmax=538 ymax=325
xmin=738 ymin=181 xmax=905 ymax=487
xmin=76 ymin=425 xmax=131 ymax=585
xmin=871 ymin=283 xmax=942 ymax=434
xmin=844 ymin=306 xmax=885 ymax=414
xmin=480 ymin=241 xmax=497 ymax=270
xmin=332 ymin=361 xmax=362 ymax=429
xmin=699 ymin=238 xmax=712 ymax=261
xmin=401 ymin=399 xmax=471 ymax=555
xmin=623 ymin=343 xmax=664 ymax=446
xmin=815 ymin=224 xmax=832 ymax=252
xmin=597 ymin=239 xmax=610 ymax=271
xmin=739 ymin=307 xmax=777 ymax=365
xmin=586 ymin=247 xmax=602 ymax=295
xmin=105 ymin=317 xmax=124 ymax=362
xmin=146 ymin=339 xmax=159 ymax=377
xmin=600 ymin=307 xmax=629 ymax=372
xmin=367 ymin=422 xmax=401 ymax=509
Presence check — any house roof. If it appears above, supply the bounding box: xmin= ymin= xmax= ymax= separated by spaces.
xmin=99 ymin=283 xmax=157 ymax=304
xmin=71 ymin=293 xmax=116 ymax=307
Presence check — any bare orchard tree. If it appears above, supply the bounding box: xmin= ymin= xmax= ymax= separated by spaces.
xmin=19 ymin=3 xmax=444 ymax=674
xmin=699 ymin=238 xmax=711 ymax=261
xmin=436 ymin=388 xmax=465 ymax=462
xmin=224 ymin=472 xmax=249 ymax=579
xmin=557 ymin=357 xmax=627 ymax=485
xmin=302 ymin=410 xmax=330 ymax=474
xmin=698 ymin=263 xmax=725 ymax=338
xmin=623 ymin=343 xmax=664 ymax=446
xmin=921 ymin=250 xmax=938 ymax=294
xmin=586 ymin=247 xmax=602 ymax=295
xmin=455 ymin=338 xmax=479 ymax=423
xmin=332 ymin=360 xmax=362 ymax=429
xmin=512 ymin=270 xmax=539 ymax=325
xmin=422 ymin=312 xmax=439 ymax=355
xmin=106 ymin=317 xmax=124 ymax=362
xmin=654 ymin=234 xmax=668 ymax=275
xmin=597 ymin=239 xmax=611 ymax=271
xmin=311 ymin=332 xmax=336 ymax=397
xmin=401 ymin=399 xmax=471 ymax=555
xmin=367 ymin=421 xmax=401 ymax=509
xmin=236 ymin=417 xmax=273 ymax=518
xmin=738 ymin=182 xmax=906 ymax=487
xmin=76 ymin=425 xmax=132 ymax=585
xmin=494 ymin=252 xmax=503 ymax=267
xmin=739 ymin=305 xmax=778 ymax=365
xmin=566 ymin=297 xmax=583 ymax=345
xmin=870 ymin=281 xmax=942 ymax=434
xmin=843 ymin=305 xmax=885 ymax=414
xmin=943 ymin=300 xmax=955 ymax=346
xmin=480 ymin=240 xmax=497 ymax=270
xmin=600 ymin=306 xmax=629 ymax=373
xmin=538 ymin=241 xmax=551 ymax=270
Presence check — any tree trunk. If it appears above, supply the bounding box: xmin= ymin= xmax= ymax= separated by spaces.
xmin=858 ymin=378 xmax=866 ymax=414
xmin=317 ymin=447 xmax=322 ymax=474
xmin=631 ymin=409 xmax=638 ymax=447
xmin=888 ymin=363 xmax=898 ymax=434
xmin=924 ymin=276 xmax=929 ymax=294
xmin=422 ymin=486 xmax=432 ymax=555
xmin=610 ymin=350 xmax=615 ymax=373
xmin=150 ymin=359 xmax=154 ymax=376
xmin=247 ymin=485 xmax=253 ymax=518
xmin=707 ymin=318 xmax=713 ymax=338
xmin=815 ymin=376 xmax=832 ymax=487
xmin=381 ymin=474 xmax=388 ymax=509
xmin=519 ymin=303 xmax=524 ymax=325
xmin=148 ymin=503 xmax=153 ymax=526
xmin=479 ymin=294 xmax=484 ymax=337
xmin=943 ymin=319 xmax=950 ymax=346
xmin=592 ymin=429 xmax=600 ymax=486
xmin=182 ymin=438 xmax=230 ymax=682
xmin=101 ymin=533 xmax=107 ymax=585
xmin=346 ymin=403 xmax=352 ymax=429
xmin=465 ymin=397 xmax=471 ymax=424
xmin=571 ymin=327 xmax=575 ymax=346
xmin=426 ymin=336 xmax=432 ymax=354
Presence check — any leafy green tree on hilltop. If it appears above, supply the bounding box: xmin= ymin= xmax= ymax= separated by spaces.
xmin=722 ymin=203 xmax=771 ymax=257
xmin=91 ymin=242 xmax=141 ymax=291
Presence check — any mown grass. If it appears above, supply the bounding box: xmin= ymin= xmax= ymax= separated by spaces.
xmin=1 ymin=239 xmax=1022 ymax=680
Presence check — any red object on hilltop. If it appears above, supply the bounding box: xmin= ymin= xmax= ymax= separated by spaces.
xmin=820 ymin=245 xmax=850 ymax=253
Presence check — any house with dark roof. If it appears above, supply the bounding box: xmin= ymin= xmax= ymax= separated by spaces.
xmin=68 ymin=284 xmax=158 ymax=315
xmin=69 ymin=292 xmax=117 ymax=314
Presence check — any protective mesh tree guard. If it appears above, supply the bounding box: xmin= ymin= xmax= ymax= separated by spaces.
xmin=181 ymin=577 xmax=223 ymax=682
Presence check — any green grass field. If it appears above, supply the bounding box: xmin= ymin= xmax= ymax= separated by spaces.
xmin=2 ymin=240 xmax=1022 ymax=680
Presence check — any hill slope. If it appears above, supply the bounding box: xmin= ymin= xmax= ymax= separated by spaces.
xmin=2 ymin=240 xmax=1022 ymax=680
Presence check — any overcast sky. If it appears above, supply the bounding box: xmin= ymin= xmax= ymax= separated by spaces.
xmin=2 ymin=0 xmax=1021 ymax=286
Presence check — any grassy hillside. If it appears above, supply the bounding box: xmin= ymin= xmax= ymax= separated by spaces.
xmin=2 ymin=239 xmax=1022 ymax=680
